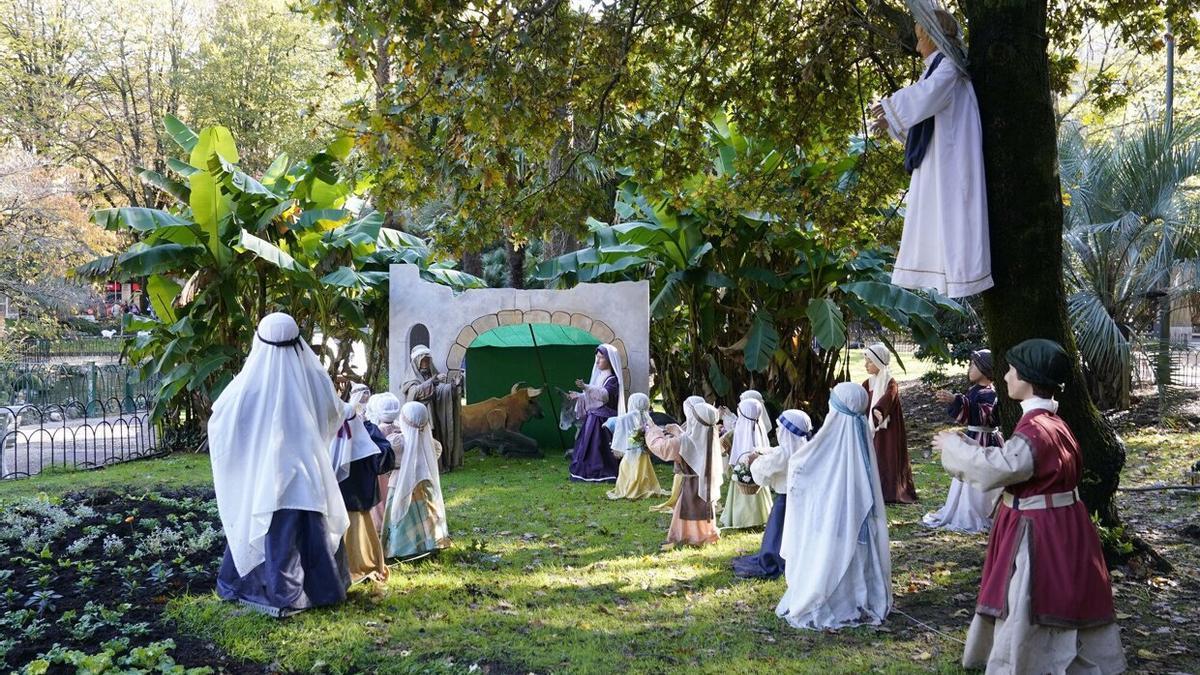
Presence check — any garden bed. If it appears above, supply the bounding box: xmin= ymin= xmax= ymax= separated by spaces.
xmin=0 ymin=487 xmax=264 ymax=673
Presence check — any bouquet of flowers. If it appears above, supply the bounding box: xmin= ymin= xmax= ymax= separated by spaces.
xmin=730 ymin=461 xmax=759 ymax=495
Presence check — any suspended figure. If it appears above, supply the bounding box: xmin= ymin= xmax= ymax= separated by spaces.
xmin=871 ymin=4 xmax=993 ymax=298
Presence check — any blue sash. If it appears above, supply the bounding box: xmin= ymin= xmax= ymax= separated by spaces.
xmin=903 ymin=53 xmax=945 ymax=174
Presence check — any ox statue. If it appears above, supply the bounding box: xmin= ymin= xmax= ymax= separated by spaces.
xmin=462 ymin=382 xmax=545 ymax=458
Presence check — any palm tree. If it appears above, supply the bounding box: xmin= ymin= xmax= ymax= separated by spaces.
xmin=1059 ymin=119 xmax=1200 ymax=409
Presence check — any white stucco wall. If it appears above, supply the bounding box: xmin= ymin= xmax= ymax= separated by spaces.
xmin=389 ymin=264 xmax=651 ymax=395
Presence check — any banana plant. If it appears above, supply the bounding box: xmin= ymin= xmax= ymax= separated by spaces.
xmin=536 ymin=114 xmax=959 ymax=416
xmin=78 ymin=115 xmax=483 ymax=434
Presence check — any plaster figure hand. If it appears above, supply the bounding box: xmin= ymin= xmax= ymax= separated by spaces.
xmin=575 ymin=378 xmax=585 ymax=388
xmin=934 ymin=390 xmax=954 ymax=404
xmin=931 ymin=429 xmax=958 ymax=454
xmin=872 ymin=409 xmax=883 ymax=424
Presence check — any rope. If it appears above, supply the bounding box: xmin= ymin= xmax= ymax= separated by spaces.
xmin=891 ymin=606 xmax=968 ymax=646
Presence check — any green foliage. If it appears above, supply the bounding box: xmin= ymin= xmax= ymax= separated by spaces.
xmin=78 ymin=116 xmax=484 ymax=429
xmin=536 ymin=117 xmax=957 ymax=415
xmin=1059 ymin=119 xmax=1200 ymax=409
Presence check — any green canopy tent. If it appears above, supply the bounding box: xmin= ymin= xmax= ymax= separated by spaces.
xmin=464 ymin=323 xmax=601 ymax=451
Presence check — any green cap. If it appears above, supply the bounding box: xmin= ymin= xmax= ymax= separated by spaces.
xmin=1006 ymin=339 xmax=1070 ymax=390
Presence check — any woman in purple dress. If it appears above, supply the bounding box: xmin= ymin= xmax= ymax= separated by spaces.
xmin=567 ymin=344 xmax=625 ymax=482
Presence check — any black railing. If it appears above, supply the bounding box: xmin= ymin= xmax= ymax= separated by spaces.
xmin=1132 ymin=341 xmax=1200 ymax=389
xmin=1 ymin=397 xmax=163 ymax=480
xmin=15 ymin=336 xmax=126 ymax=363
xmin=0 ymin=362 xmax=157 ymax=409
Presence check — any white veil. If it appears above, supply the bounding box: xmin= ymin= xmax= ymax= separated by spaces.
xmin=863 ymin=343 xmax=893 ymax=416
xmin=906 ymin=0 xmax=969 ymax=74
xmin=776 ymin=382 xmax=892 ymax=629
xmin=740 ymin=389 xmax=774 ymax=436
xmin=386 ymin=401 xmax=445 ymax=523
xmin=680 ymin=398 xmax=723 ymax=502
xmin=588 ymin=343 xmax=626 ymax=417
xmin=611 ymin=392 xmax=650 ymax=455
xmin=750 ymin=409 xmax=813 ymax=494
xmin=729 ymin=398 xmax=768 ymax=466
xmin=208 ymin=313 xmax=350 ymax=577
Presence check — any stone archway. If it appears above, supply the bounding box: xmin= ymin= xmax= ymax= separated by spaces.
xmin=446 ymin=310 xmax=631 ymax=388
xmin=388 ymin=265 xmax=650 ymax=395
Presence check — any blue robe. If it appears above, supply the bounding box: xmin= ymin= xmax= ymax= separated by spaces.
xmin=731 ymin=490 xmax=788 ymax=578
xmin=568 ymin=375 xmax=620 ymax=482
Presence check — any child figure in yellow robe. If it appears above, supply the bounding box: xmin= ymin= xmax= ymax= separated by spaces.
xmin=606 ymin=393 xmax=669 ymax=500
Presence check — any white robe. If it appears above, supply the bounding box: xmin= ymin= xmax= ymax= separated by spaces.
xmin=881 ymin=51 xmax=993 ymax=298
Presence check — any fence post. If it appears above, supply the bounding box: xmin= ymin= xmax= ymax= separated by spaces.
xmin=86 ymin=361 xmax=99 ymax=417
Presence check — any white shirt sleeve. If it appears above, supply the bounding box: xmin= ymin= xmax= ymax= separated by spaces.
xmin=880 ymin=62 xmax=958 ymax=139
xmin=941 ymin=432 xmax=1035 ymax=492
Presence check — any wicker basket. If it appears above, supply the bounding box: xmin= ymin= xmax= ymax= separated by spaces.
xmin=736 ymin=481 xmax=761 ymax=495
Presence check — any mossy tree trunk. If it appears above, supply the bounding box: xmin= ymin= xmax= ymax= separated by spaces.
xmin=963 ymin=0 xmax=1125 ymax=523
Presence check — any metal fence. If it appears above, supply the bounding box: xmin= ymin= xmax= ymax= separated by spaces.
xmin=1132 ymin=341 xmax=1200 ymax=389
xmin=1 ymin=397 xmax=163 ymax=480
xmin=0 ymin=362 xmax=157 ymax=410
xmin=15 ymin=336 xmax=126 ymax=363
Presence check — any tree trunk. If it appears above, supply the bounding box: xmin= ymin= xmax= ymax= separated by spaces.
xmin=506 ymin=238 xmax=526 ymax=289
xmin=462 ymin=250 xmax=484 ymax=279
xmin=964 ymin=0 xmax=1125 ymax=523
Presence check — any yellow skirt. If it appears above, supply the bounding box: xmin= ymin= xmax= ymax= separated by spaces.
xmin=345 ymin=510 xmax=389 ymax=583
xmin=607 ymin=450 xmax=669 ymax=500
xmin=649 ymin=473 xmax=683 ymax=513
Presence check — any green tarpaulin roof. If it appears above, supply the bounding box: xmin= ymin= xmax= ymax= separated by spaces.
xmin=469 ymin=323 xmax=601 ymax=348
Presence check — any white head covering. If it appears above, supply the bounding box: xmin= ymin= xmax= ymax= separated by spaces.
xmin=410 ymin=345 xmax=435 ymax=376
xmin=863 ymin=343 xmax=893 ymax=413
xmin=348 ymin=382 xmax=371 ymax=413
xmin=680 ymin=398 xmax=723 ymax=502
xmin=729 ymin=398 xmax=768 ymax=466
xmin=208 ymin=313 xmax=349 ymax=577
xmin=611 ymin=392 xmax=651 ymax=455
xmin=386 ymin=401 xmax=445 ymax=524
xmin=366 ymin=392 xmax=402 ymax=425
xmin=776 ymin=382 xmax=892 ymax=629
xmin=590 ymin=344 xmax=626 ymax=417
xmin=906 ymin=0 xmax=969 ymax=74
xmin=740 ymin=390 xmax=774 ymax=435
xmin=750 ymin=409 xmax=813 ymax=493
xmin=328 ymin=403 xmax=382 ymax=483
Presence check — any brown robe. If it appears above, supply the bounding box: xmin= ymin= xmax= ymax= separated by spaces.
xmin=646 ymin=424 xmax=720 ymax=546
xmin=863 ymin=378 xmax=918 ymax=504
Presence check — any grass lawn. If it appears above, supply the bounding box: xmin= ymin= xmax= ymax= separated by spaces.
xmin=2 ymin=381 xmax=1196 ymax=674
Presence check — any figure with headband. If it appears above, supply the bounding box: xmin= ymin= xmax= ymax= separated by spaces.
xmin=566 ymin=344 xmax=625 ymax=483
xmin=210 ymin=313 xmax=352 ymax=616
xmin=605 ymin=392 xmax=669 ymax=500
xmin=645 ymin=396 xmax=723 ymax=548
xmin=932 ymin=339 xmax=1123 ymax=673
xmin=923 ymin=349 xmax=1003 ymax=532
xmin=381 ymin=401 xmax=451 ymax=560
xmin=776 ymin=383 xmax=891 ymax=630
xmin=870 ymin=4 xmax=992 ymax=299
xmin=862 ymin=343 xmax=918 ymax=503
xmin=330 ymin=383 xmax=396 ymax=583
xmin=402 ymin=345 xmax=463 ymax=472
xmin=718 ymin=397 xmax=774 ymax=529
xmin=732 ymin=409 xmax=812 ymax=580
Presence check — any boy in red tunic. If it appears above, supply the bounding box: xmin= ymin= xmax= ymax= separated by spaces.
xmin=932 ymin=339 xmax=1125 ymax=674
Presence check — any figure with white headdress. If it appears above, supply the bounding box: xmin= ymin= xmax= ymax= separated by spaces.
xmin=211 ymin=313 xmax=351 ymax=616
xmin=645 ymin=398 xmax=723 ymax=547
xmin=776 ymin=382 xmax=892 ymax=630
xmin=402 ymin=345 xmax=463 ymax=472
xmin=566 ymin=344 xmax=625 ymax=483
xmin=870 ymin=5 xmax=992 ymax=299
xmin=382 ymin=401 xmax=451 ymax=560
xmin=719 ymin=398 xmax=774 ymax=529
xmin=605 ymin=393 xmax=669 ymax=500
xmin=732 ymin=409 xmax=812 ymax=579
xmin=366 ymin=392 xmax=405 ymax=531
xmin=330 ymin=392 xmax=395 ymax=583
xmin=862 ymin=343 xmax=918 ymax=503
xmin=933 ymin=340 xmax=1124 ymax=673
xmin=649 ymin=395 xmax=707 ymax=514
